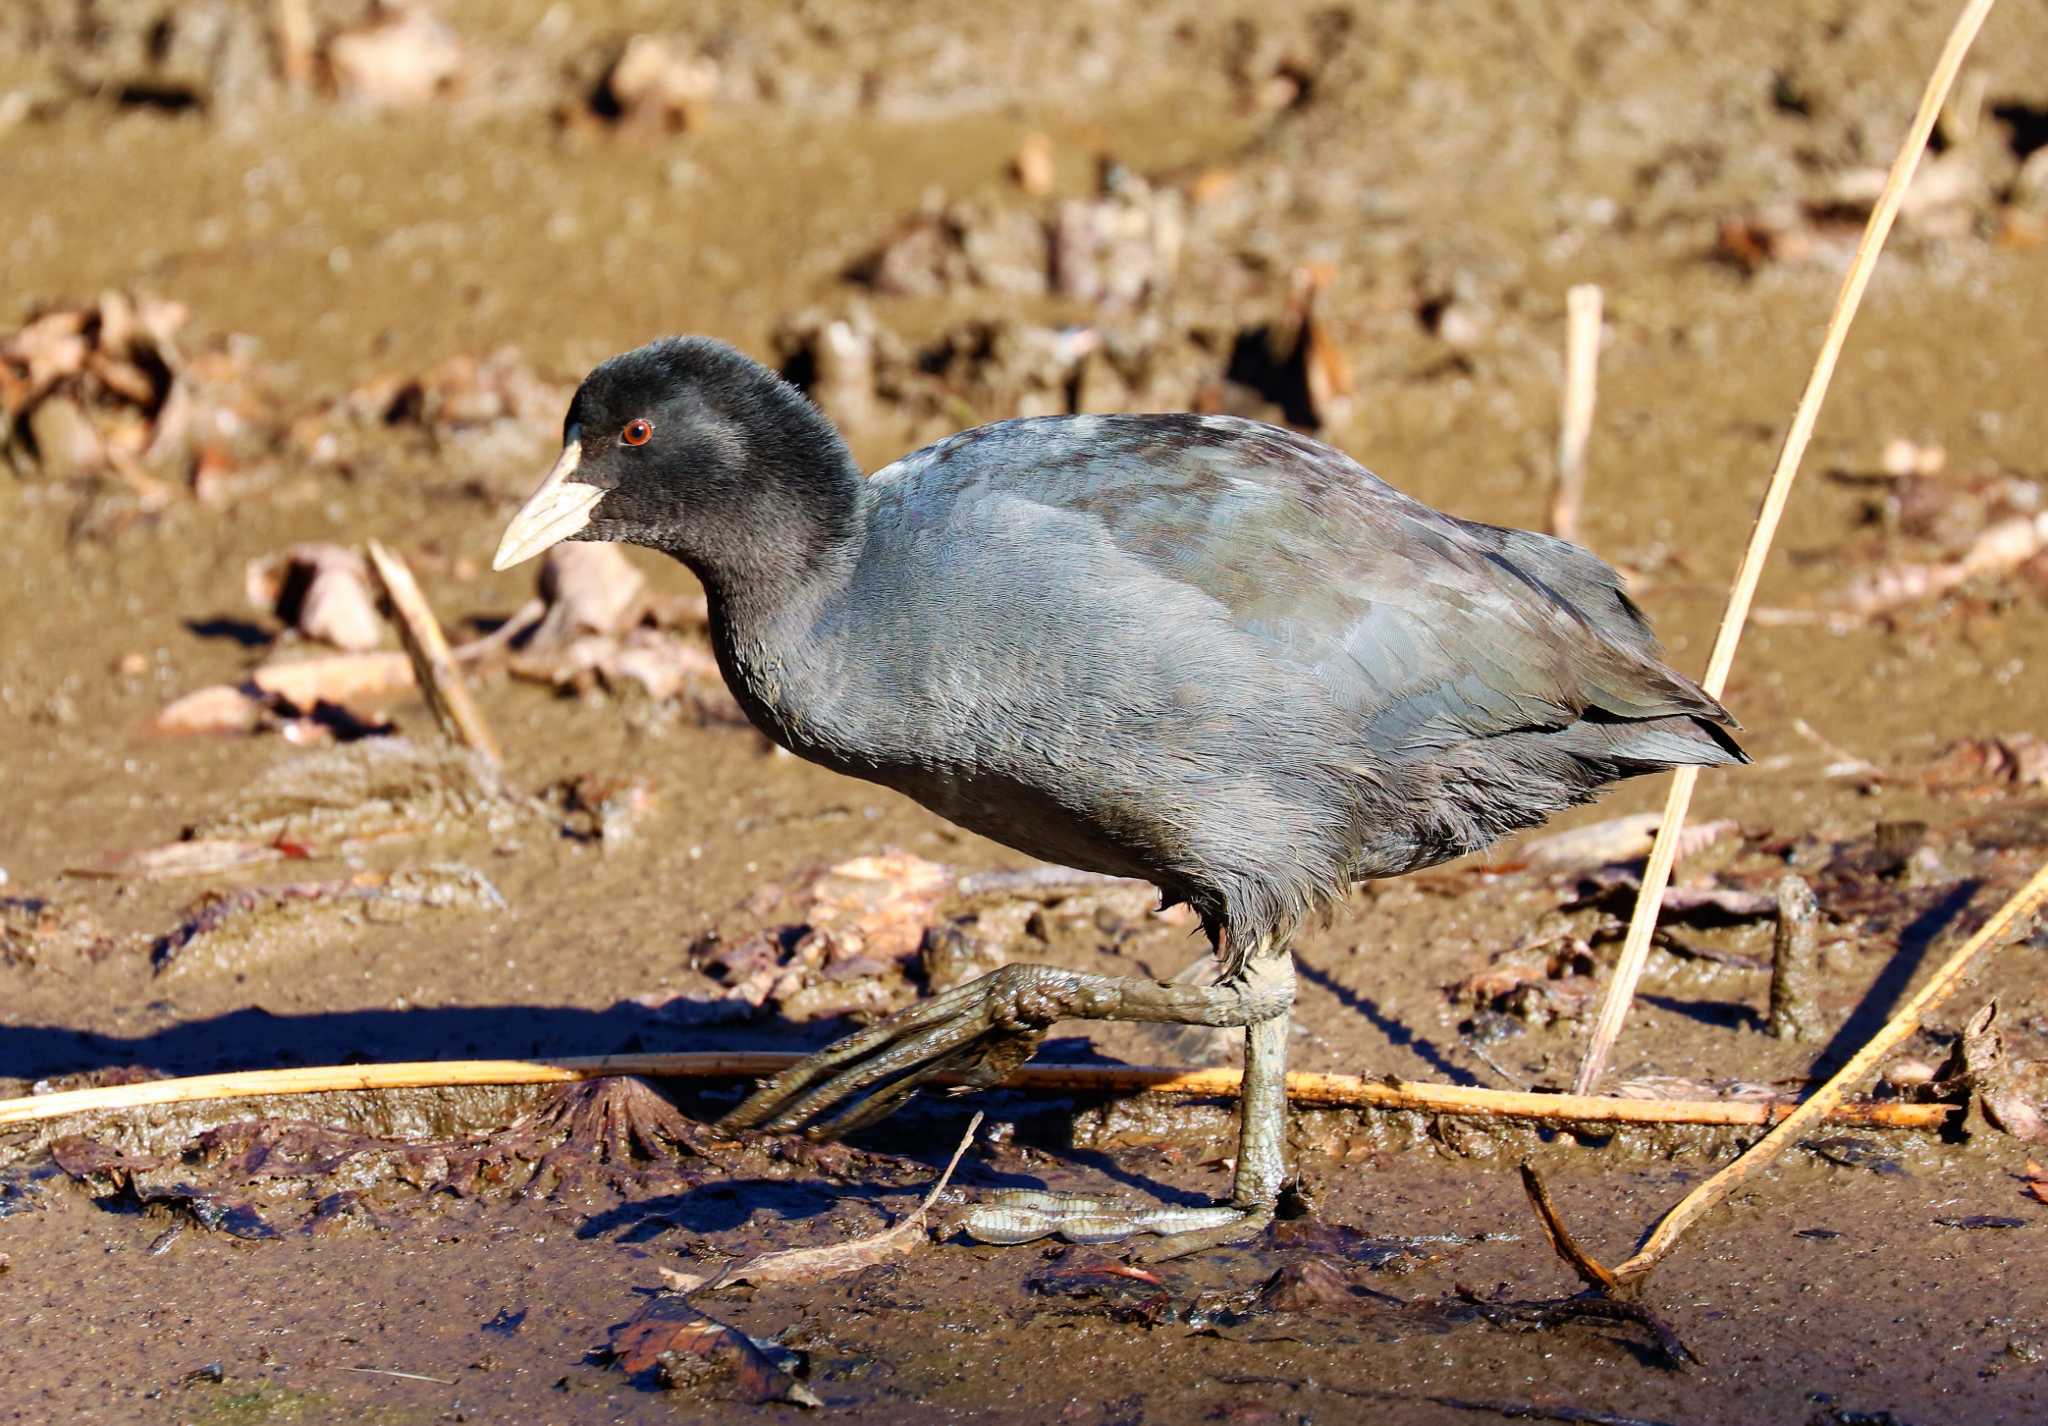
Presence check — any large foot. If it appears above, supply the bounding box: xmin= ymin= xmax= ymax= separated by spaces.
xmin=718 ymin=966 xmax=1073 ymax=1136
xmin=719 ymin=960 xmax=1290 ymax=1138
xmin=963 ymin=1187 xmax=1274 ymax=1260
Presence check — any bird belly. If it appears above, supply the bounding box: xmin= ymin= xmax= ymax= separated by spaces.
xmin=872 ymin=762 xmax=1176 ymax=888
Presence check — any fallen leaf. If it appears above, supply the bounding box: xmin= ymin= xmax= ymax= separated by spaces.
xmin=1522 ymin=815 xmax=1738 ymax=869
xmin=533 ymin=543 xmax=646 ymax=645
xmin=703 ymin=1111 xmax=979 ymax=1289
xmin=70 ymin=837 xmax=292 ymax=880
xmin=1950 ymin=1001 xmax=2048 ymax=1143
xmin=596 ymin=35 xmax=718 ymax=130
xmin=153 ymin=683 xmax=269 ymax=736
xmin=1922 ymin=734 xmax=2048 ymax=794
xmin=2022 ymin=1160 xmax=2048 ymax=1206
xmin=246 ymin=544 xmax=384 ymax=652
xmin=328 ymin=4 xmax=464 ymax=106
xmin=1012 ymin=132 xmax=1055 ymax=195
xmin=801 ymin=850 xmax=953 ymax=963
xmin=608 ymin=1297 xmax=819 ymax=1407
xmin=1830 ymin=513 xmax=2048 ymax=622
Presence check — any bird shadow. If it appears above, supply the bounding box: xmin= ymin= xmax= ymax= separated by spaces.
xmin=1807 ymin=878 xmax=1980 ymax=1079
xmin=1295 ymin=959 xmax=1479 ymax=1086
xmin=0 ymin=1001 xmax=766 ymax=1084
xmin=577 ymin=1177 xmax=875 ymax=1242
xmin=2 ymin=1003 xmax=1212 ymax=1237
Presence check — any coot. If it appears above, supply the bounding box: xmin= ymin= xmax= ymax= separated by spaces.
xmin=495 ymin=336 xmax=1743 ymax=1257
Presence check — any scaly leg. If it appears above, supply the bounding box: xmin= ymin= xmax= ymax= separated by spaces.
xmin=719 ymin=943 xmax=1297 ymax=1258
xmin=962 ymin=948 xmax=1295 ymax=1259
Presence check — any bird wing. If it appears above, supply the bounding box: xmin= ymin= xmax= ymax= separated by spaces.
xmin=882 ymin=413 xmax=1732 ymax=759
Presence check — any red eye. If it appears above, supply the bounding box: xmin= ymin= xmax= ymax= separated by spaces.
xmin=622 ymin=418 xmax=653 ymax=446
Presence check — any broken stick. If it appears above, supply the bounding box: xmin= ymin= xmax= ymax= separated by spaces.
xmin=666 ymin=1111 xmax=984 ymax=1292
xmin=1530 ymin=855 xmax=2048 ymax=1297
xmin=1572 ymin=0 xmax=1999 ymax=1095
xmin=0 ymin=1053 xmax=1956 ymax=1132
xmin=1548 ymin=283 xmax=1602 ymax=544
xmin=365 ymin=539 xmax=502 ymax=765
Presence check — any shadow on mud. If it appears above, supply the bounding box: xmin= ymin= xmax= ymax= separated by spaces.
xmin=0 ymin=1000 xmax=839 ymax=1085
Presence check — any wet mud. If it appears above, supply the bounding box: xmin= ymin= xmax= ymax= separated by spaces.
xmin=4 ymin=2 xmax=2048 ymax=1422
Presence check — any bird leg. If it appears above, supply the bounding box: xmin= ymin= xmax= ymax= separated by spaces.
xmin=965 ymin=949 xmax=1294 ymax=1259
xmin=718 ymin=945 xmax=1297 ymax=1259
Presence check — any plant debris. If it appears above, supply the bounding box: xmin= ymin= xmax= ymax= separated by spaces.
xmin=245 ymin=544 xmax=384 ymax=652
xmin=656 ymin=851 xmax=960 ymax=1024
xmin=1451 ymin=938 xmax=1597 ymax=1026
xmin=0 ymin=290 xmax=276 ymax=501
xmin=2022 ymin=1161 xmax=2048 ymax=1207
xmin=1934 ymin=1001 xmax=2048 ymax=1143
xmin=1920 ymin=734 xmax=2048 ymax=795
xmin=42 ymin=1078 xmax=904 ymax=1230
xmin=606 ymin=1294 xmax=819 ymax=1407
xmin=326 ymin=2 xmax=465 ymax=107
xmin=149 ymin=864 xmax=505 ymax=974
xmin=670 ymin=1111 xmax=979 ymax=1292
xmin=1520 ymin=815 xmax=1739 ymax=870
xmin=2 ymin=895 xmax=119 ymax=965
xmin=589 ymin=35 xmax=719 ymax=131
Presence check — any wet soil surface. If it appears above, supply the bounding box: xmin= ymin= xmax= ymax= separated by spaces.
xmin=4 ymin=2 xmax=2048 ymax=1421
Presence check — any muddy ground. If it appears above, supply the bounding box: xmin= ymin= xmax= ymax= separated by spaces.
xmin=4 ymin=2 xmax=2048 ymax=1422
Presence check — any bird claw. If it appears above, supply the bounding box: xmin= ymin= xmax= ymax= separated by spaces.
xmin=717 ymin=968 xmax=1052 ymax=1136
xmin=961 ymin=1188 xmax=1272 ymax=1260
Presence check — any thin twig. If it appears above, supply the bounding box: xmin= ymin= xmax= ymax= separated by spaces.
xmin=1572 ymin=0 xmax=1999 ymax=1095
xmin=0 ymin=1053 xmax=1954 ymax=1131
xmin=1789 ymin=716 xmax=1882 ymax=780
xmin=1528 ymin=861 xmax=2048 ymax=1297
xmin=1548 ymin=284 xmax=1602 ymax=544
xmin=274 ymin=0 xmax=314 ymax=90
xmin=1519 ymin=1164 xmax=1623 ymax=1294
xmin=365 ymin=540 xmax=502 ymax=765
xmin=671 ymin=1111 xmax=983 ymax=1291
xmin=1607 ymin=859 xmax=2048 ymax=1286
xmin=341 ymin=1367 xmax=456 ymax=1386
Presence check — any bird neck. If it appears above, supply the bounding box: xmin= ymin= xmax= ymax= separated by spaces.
xmin=685 ymin=432 xmax=871 ymax=636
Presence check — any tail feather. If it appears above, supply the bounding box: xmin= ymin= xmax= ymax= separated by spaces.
xmin=1550 ymin=712 xmax=1748 ymax=772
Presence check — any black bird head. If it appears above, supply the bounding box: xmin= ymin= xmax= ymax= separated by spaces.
xmin=493 ymin=336 xmax=862 ymax=591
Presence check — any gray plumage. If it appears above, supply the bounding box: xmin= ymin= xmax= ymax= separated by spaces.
xmin=551 ymin=338 xmax=1743 ymax=975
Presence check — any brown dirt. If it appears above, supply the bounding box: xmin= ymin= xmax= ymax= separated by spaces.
xmin=4 ymin=2 xmax=2048 ymax=1422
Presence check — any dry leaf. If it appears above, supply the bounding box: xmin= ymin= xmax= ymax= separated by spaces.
xmin=70 ymin=837 xmax=296 ymax=881
xmin=1832 ymin=513 xmax=2048 ymax=621
xmin=802 ymin=851 xmax=953 ymax=963
xmin=599 ymin=36 xmax=719 ymax=129
xmin=328 ymin=3 xmax=464 ymax=106
xmin=608 ymin=1297 xmax=819 ymax=1407
xmin=2022 ymin=1160 xmax=2048 ymax=1206
xmin=1955 ymin=1001 xmax=2048 ymax=1143
xmin=1522 ymin=813 xmax=1737 ymax=869
xmin=534 ymin=543 xmax=645 ymax=645
xmin=247 ymin=544 xmax=384 ymax=652
xmin=251 ymin=651 xmax=417 ymax=706
xmin=154 ymin=683 xmax=269 ymax=736
xmin=1921 ymin=734 xmax=2048 ymax=794
xmin=704 ymin=1112 xmax=979 ymax=1289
